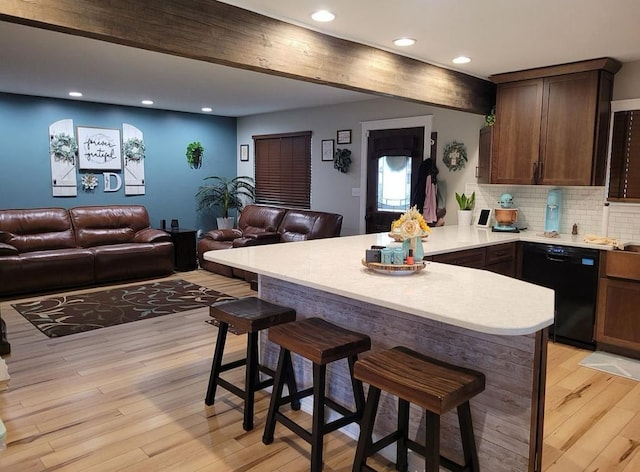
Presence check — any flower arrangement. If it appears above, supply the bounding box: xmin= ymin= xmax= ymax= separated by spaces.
xmin=50 ymin=133 xmax=78 ymax=164
xmin=123 ymin=137 xmax=145 ymax=162
xmin=390 ymin=206 xmax=431 ymax=241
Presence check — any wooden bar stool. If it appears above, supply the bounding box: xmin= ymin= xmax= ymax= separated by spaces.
xmin=205 ymin=296 xmax=298 ymax=431
xmin=262 ymin=317 xmax=371 ymax=472
xmin=352 ymin=346 xmax=486 ymax=472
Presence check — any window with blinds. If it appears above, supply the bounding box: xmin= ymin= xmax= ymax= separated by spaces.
xmin=609 ymin=110 xmax=640 ymax=201
xmin=253 ymin=131 xmax=312 ymax=208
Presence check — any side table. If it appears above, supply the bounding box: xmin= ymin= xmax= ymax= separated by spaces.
xmin=167 ymin=229 xmax=197 ymax=271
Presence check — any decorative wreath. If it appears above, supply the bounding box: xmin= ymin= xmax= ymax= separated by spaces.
xmin=81 ymin=173 xmax=98 ymax=191
xmin=123 ymin=137 xmax=145 ymax=162
xmin=50 ymin=133 xmax=78 ymax=164
xmin=442 ymin=141 xmax=467 ymax=172
xmin=334 ymin=148 xmax=352 ymax=173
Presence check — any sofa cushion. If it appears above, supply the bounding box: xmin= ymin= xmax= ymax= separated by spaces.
xmin=19 ymin=248 xmax=95 ymax=294
xmin=238 ymin=205 xmax=287 ymax=236
xmin=92 ymin=242 xmax=174 ymax=282
xmin=278 ymin=210 xmax=343 ymax=242
xmin=70 ymin=205 xmax=151 ymax=247
xmin=0 ymin=208 xmax=76 ymax=252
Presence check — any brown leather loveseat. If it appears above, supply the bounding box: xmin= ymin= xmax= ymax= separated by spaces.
xmin=0 ymin=205 xmax=174 ymax=296
xmin=197 ymin=204 xmax=343 ymax=277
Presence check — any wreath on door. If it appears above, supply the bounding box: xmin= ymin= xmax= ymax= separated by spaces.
xmin=442 ymin=141 xmax=467 ymax=172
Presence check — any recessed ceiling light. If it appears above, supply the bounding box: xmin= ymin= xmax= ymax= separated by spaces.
xmin=141 ymin=100 xmax=154 ymax=105
xmin=311 ymin=10 xmax=335 ymax=22
xmin=201 ymin=107 xmax=213 ymax=113
xmin=393 ymin=38 xmax=416 ymax=47
xmin=452 ymin=56 xmax=471 ymax=64
xmin=68 ymin=91 xmax=83 ymax=97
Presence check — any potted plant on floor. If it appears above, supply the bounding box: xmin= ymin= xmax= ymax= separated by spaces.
xmin=196 ymin=176 xmax=255 ymax=229
xmin=455 ymin=191 xmax=475 ymax=226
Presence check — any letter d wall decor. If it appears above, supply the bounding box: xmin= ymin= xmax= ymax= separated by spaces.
xmin=103 ymin=172 xmax=122 ymax=192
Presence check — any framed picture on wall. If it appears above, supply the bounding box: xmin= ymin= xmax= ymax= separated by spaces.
xmin=240 ymin=144 xmax=249 ymax=162
xmin=321 ymin=139 xmax=335 ymax=161
xmin=76 ymin=126 xmax=122 ymax=170
xmin=337 ymin=129 xmax=352 ymax=144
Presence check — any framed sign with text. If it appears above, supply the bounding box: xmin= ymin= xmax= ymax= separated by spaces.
xmin=77 ymin=126 xmax=122 ymax=170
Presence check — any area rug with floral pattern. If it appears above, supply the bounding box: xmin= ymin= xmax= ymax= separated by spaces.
xmin=12 ymin=279 xmax=235 ymax=338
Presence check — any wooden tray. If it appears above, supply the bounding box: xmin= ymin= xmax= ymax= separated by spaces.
xmin=361 ymin=259 xmax=426 ymax=275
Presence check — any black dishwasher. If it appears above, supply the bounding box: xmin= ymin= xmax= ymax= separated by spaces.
xmin=521 ymin=243 xmax=599 ymax=350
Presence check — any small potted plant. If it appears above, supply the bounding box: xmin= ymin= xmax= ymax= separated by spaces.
xmin=196 ymin=176 xmax=255 ymax=229
xmin=186 ymin=141 xmax=204 ymax=169
xmin=455 ymin=191 xmax=475 ymax=226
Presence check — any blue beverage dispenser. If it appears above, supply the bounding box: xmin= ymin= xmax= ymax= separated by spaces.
xmin=544 ymin=189 xmax=562 ymax=233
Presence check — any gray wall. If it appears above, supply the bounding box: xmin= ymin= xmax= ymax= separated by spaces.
xmin=237 ymin=97 xmax=484 ymax=235
xmin=613 ymin=60 xmax=640 ymax=99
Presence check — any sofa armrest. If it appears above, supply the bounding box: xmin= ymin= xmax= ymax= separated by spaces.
xmin=245 ymin=232 xmax=281 ymax=242
xmin=0 ymin=242 xmax=18 ymax=256
xmin=134 ymin=228 xmax=172 ymax=243
xmin=233 ymin=233 xmax=282 ymax=247
xmin=204 ymin=229 xmax=243 ymax=241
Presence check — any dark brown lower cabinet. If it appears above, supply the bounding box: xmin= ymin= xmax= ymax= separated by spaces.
xmin=596 ymin=250 xmax=640 ymax=358
xmin=428 ymin=242 xmax=516 ymax=277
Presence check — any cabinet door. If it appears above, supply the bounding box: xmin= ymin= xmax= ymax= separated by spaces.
xmin=477 ymin=126 xmax=493 ymax=184
xmin=539 ymin=72 xmax=598 ymax=186
xmin=432 ymin=248 xmax=486 ymax=268
xmin=492 ymin=79 xmax=543 ymax=184
xmin=596 ymin=278 xmax=640 ymax=352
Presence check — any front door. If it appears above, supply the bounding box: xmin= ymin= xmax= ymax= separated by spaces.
xmin=365 ymin=127 xmax=424 ymax=233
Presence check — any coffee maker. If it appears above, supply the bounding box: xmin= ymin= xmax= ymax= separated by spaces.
xmin=544 ymin=188 xmax=562 ymax=233
xmin=492 ymin=193 xmax=519 ymax=232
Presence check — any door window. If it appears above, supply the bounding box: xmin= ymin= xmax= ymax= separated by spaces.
xmin=377 ymin=155 xmax=412 ymax=212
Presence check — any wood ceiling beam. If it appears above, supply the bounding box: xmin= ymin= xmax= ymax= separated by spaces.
xmin=0 ymin=0 xmax=496 ymax=115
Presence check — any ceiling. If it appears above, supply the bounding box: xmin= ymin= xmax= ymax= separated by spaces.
xmin=2 ymin=0 xmax=640 ymax=117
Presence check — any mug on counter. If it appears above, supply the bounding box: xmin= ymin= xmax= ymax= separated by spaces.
xmin=381 ymin=247 xmax=393 ymax=264
xmin=393 ymin=247 xmax=405 ymax=265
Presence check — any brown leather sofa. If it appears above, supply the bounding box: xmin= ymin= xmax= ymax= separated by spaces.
xmin=0 ymin=205 xmax=174 ymax=296
xmin=198 ymin=204 xmax=343 ymax=277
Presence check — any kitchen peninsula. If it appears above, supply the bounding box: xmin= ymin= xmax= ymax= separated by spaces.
xmin=204 ymin=228 xmax=555 ymax=472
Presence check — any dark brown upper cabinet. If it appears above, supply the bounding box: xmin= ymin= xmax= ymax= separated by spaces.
xmin=489 ymin=58 xmax=621 ymax=186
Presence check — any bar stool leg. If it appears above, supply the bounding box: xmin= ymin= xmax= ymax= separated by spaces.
xmin=284 ymin=356 xmax=301 ymax=411
xmin=243 ymin=331 xmax=259 ymax=431
xmin=205 ymin=322 xmax=229 ymax=405
xmin=352 ymin=385 xmax=381 ymax=472
xmin=311 ymin=362 xmax=327 ymax=472
xmin=262 ymin=347 xmax=291 ymax=445
xmin=458 ymin=402 xmax=480 ymax=472
xmin=348 ymin=355 xmax=365 ymax=413
xmin=424 ymin=411 xmax=440 ymax=472
xmin=396 ymin=398 xmax=410 ymax=472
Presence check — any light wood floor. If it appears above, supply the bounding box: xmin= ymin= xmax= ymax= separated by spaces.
xmin=0 ymin=269 xmax=639 ymax=471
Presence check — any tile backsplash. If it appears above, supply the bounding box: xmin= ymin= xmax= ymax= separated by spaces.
xmin=464 ymin=183 xmax=640 ymax=241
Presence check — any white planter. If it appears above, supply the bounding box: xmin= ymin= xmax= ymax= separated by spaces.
xmin=216 ymin=217 xmax=234 ymax=229
xmin=457 ymin=210 xmax=473 ymax=226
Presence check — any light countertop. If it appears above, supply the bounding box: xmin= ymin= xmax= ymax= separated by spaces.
xmin=204 ymin=228 xmax=557 ymax=336
xmin=417 ymin=225 xmax=619 ymax=254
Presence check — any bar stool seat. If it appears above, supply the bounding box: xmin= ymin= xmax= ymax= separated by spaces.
xmin=353 ymin=346 xmax=486 ymax=472
xmin=205 ymin=296 xmax=298 ymax=431
xmin=262 ymin=317 xmax=371 ymax=472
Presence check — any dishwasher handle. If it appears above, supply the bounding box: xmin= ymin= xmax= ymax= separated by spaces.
xmin=546 ymin=253 xmax=569 ymax=263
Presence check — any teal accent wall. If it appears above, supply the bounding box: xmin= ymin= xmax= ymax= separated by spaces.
xmin=0 ymin=93 xmax=237 ymax=232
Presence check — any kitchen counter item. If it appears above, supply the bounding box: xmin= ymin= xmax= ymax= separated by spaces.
xmin=493 ymin=193 xmax=519 ymax=232
xmin=521 ymin=243 xmax=599 ymax=350
xmin=544 ymin=189 xmax=562 ymax=233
